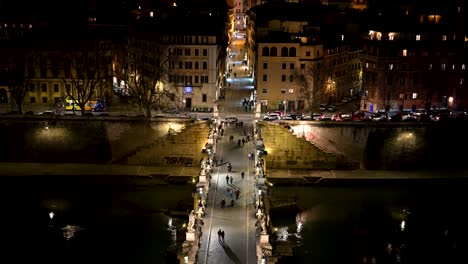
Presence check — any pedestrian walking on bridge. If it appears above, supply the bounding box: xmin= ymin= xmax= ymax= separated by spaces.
xmin=226 ymin=175 xmax=229 ymax=184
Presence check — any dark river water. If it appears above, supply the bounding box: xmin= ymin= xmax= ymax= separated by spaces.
xmin=0 ymin=176 xmax=193 ymax=264
xmin=269 ymin=179 xmax=468 ymax=264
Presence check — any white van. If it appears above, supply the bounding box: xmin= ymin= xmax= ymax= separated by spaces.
xmin=222 ymin=116 xmax=238 ymax=123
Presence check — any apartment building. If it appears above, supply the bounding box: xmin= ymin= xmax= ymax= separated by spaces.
xmin=247 ymin=1 xmax=362 ymax=112
xmin=361 ymin=1 xmax=468 ymax=112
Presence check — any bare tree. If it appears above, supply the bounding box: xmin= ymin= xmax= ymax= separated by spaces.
xmin=60 ymin=40 xmax=112 ymax=115
xmin=6 ymin=47 xmax=35 ymax=115
xmin=293 ymin=63 xmax=324 ymax=115
xmin=378 ymin=72 xmax=399 ymax=115
xmin=119 ymin=37 xmax=181 ymax=117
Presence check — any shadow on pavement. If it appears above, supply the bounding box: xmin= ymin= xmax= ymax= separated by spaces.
xmin=221 ymin=243 xmax=242 ymax=264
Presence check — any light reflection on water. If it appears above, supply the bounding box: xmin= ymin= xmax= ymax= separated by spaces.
xmin=270 ymin=181 xmax=468 ymax=264
xmin=0 ymin=176 xmax=193 ymax=264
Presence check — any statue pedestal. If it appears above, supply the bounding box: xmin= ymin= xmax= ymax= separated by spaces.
xmin=186 ymin=231 xmax=196 ymax=241
xmin=260 ymin=232 xmax=269 ymax=243
xmin=199 ymin=175 xmax=207 ymax=183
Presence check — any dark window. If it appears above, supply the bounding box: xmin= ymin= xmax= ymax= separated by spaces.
xmin=281 ymin=47 xmax=288 ymax=57
xmin=203 ymin=49 xmax=208 ymax=56
xmin=202 ymin=94 xmax=207 ymax=102
xmin=263 ymin=63 xmax=268 ymax=69
xmin=203 ymin=62 xmax=207 ymax=69
xmin=41 ymin=84 xmax=47 ymax=92
xmin=195 ymin=62 xmax=199 ymax=69
xmin=306 ymin=51 xmax=311 ymax=57
xmin=262 ymin=47 xmax=269 ymax=56
xmin=42 ymin=97 xmax=48 ymax=103
xmin=289 ymin=75 xmax=294 ymax=82
xmin=29 ymin=84 xmax=35 ymax=92
xmin=195 ymin=49 xmax=199 ymax=56
xmin=54 ymin=84 xmax=59 ymax=92
xmin=262 ymin=88 xmax=267 ymax=93
xmin=290 ymin=63 xmax=294 ymax=69
xmin=30 ymin=97 xmax=36 ymax=103
xmin=289 ymin=47 xmax=296 ymax=57
xmin=301 ymin=64 xmax=305 ymax=69
xmin=195 ymin=76 xmax=199 ymax=83
xmin=270 ymin=47 xmax=277 ymax=56
xmin=282 ymin=63 xmax=286 ymax=69
xmin=282 ymin=75 xmax=286 ymax=82
xmin=263 ymin=75 xmax=268 ymax=81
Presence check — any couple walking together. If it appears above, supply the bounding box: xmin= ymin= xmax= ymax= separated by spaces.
xmin=217 ymin=229 xmax=225 ymax=242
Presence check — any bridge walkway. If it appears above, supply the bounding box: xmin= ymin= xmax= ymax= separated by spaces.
xmin=197 ymin=122 xmax=258 ymax=264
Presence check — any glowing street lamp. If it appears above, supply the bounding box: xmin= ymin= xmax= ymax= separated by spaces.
xmin=49 ymin=211 xmax=55 ymax=220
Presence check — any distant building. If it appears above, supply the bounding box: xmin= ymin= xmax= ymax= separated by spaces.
xmin=247 ymin=2 xmax=362 ymax=112
xmin=361 ymin=0 xmax=468 ymax=112
xmin=121 ymin=4 xmax=229 ymax=111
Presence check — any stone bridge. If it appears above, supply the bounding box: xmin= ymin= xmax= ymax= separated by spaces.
xmin=0 ymin=116 xmax=209 ymax=167
xmin=259 ymin=121 xmax=468 ymax=170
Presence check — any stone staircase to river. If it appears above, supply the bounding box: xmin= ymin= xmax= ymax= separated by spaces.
xmin=259 ymin=122 xmax=351 ymax=170
xmin=111 ymin=121 xmax=209 ymax=167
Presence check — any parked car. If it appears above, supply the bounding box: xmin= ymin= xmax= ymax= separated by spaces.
xmin=371 ymin=113 xmax=387 ymax=122
xmin=327 ymin=105 xmax=336 ymax=112
xmin=319 ymin=104 xmax=326 ymax=111
xmin=283 ymin=113 xmax=301 ymax=120
xmin=332 ymin=112 xmax=352 ymax=121
xmin=312 ymin=113 xmax=323 ymax=121
xmin=263 ymin=113 xmax=282 ymax=121
xmin=222 ymin=116 xmax=238 ymax=123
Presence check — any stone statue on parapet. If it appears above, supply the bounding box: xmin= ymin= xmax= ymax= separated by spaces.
xmin=188 ymin=210 xmax=196 ymax=232
xmin=260 ymin=215 xmax=267 ymax=234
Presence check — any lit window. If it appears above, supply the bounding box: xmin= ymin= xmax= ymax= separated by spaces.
xmin=281 ymin=88 xmax=286 ymax=94
xmin=465 ymin=36 xmax=468 ymax=42
xmin=412 ymin=93 xmax=417 ymax=99
xmin=429 ymin=64 xmax=432 ymax=70
xmin=365 ymin=62 xmax=369 ymax=68
xmin=389 ymin=64 xmax=394 ymax=70
xmin=399 ymin=93 xmax=404 ymax=99
xmin=441 ymin=64 xmax=446 ymax=70
xmin=29 ymin=24 xmax=32 ymax=29
xmin=376 ymin=32 xmax=382 ymax=40
xmin=458 ymin=6 xmax=461 ymax=13
xmin=452 ymin=65 xmax=455 ymax=70
xmin=388 ymin=33 xmax=395 ymax=40
xmin=416 ymin=35 xmax=421 ymax=41
xmin=442 ymin=35 xmax=447 ymax=41
xmin=402 ymin=49 xmax=407 ymax=56
xmin=341 ymin=35 xmax=344 ymax=41
xmin=460 ymin=78 xmax=464 ymax=85
xmin=288 ymin=88 xmax=294 ymax=94
xmin=462 ymin=64 xmax=466 ymax=70
xmin=150 ymin=11 xmax=154 ymax=17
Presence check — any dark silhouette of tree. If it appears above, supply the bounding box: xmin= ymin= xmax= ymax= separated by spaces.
xmin=119 ymin=36 xmax=181 ymax=117
xmin=293 ymin=63 xmax=324 ymax=115
xmin=378 ymin=71 xmax=399 ymax=115
xmin=60 ymin=39 xmax=112 ymax=115
xmin=5 ymin=44 xmax=37 ymax=114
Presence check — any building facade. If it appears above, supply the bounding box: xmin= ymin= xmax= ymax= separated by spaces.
xmin=361 ymin=1 xmax=468 ymax=112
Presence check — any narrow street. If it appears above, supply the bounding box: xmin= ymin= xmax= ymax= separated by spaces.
xmin=197 ymin=3 xmax=259 ymax=264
